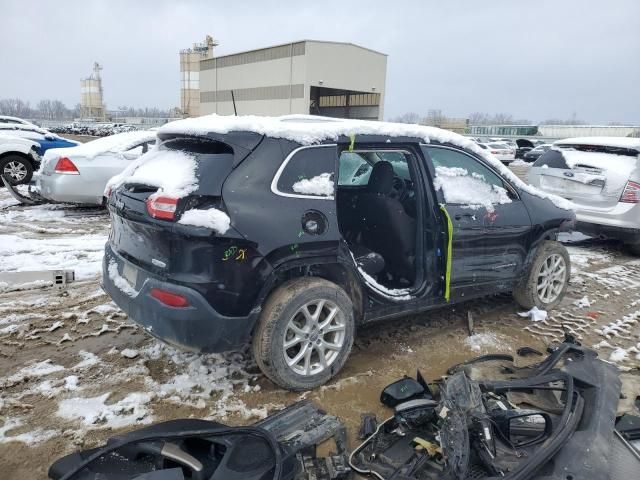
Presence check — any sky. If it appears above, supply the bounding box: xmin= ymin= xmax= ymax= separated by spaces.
xmin=1 ymin=0 xmax=639 ymax=124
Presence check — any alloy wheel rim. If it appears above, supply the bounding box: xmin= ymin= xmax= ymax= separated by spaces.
xmin=536 ymin=254 xmax=566 ymax=304
xmin=283 ymin=299 xmax=346 ymax=376
xmin=4 ymin=161 xmax=27 ymax=182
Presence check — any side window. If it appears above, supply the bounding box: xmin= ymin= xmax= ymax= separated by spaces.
xmin=276 ymin=146 xmax=336 ymax=197
xmin=423 ymin=146 xmax=513 ymax=207
xmin=338 ymin=152 xmax=372 ymax=186
xmin=124 ymin=145 xmax=144 ymax=156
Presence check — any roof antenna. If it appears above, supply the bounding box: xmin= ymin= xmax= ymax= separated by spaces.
xmin=231 ymin=90 xmax=237 ymax=115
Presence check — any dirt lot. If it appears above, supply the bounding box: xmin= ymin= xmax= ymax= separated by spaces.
xmin=1 ymin=186 xmax=639 ymax=479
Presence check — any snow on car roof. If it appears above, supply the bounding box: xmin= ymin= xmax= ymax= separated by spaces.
xmin=43 ymin=130 xmax=157 ymax=161
xmin=554 ymin=137 xmax=640 ymax=151
xmin=159 ymin=114 xmax=574 ymax=210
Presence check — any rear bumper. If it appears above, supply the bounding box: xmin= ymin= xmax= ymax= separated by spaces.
xmin=576 ymin=221 xmax=640 ymax=244
xmin=37 ymin=174 xmax=103 ymax=205
xmin=102 ymin=245 xmax=256 ymax=352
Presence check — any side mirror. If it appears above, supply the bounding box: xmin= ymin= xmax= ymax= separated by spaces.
xmin=122 ymin=151 xmax=139 ymax=160
xmin=491 ymin=410 xmax=552 ymax=447
xmin=45 ymin=135 xmax=56 ymax=141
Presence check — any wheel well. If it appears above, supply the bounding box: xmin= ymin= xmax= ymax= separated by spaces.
xmin=258 ymin=262 xmax=365 ymax=323
xmin=0 ymin=151 xmax=36 ymax=168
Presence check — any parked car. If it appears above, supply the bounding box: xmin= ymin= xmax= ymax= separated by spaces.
xmin=529 ymin=137 xmax=640 ymax=254
xmin=0 ymin=123 xmax=78 ymax=156
xmin=103 ymin=115 xmax=574 ymax=390
xmin=0 ymin=134 xmax=41 ymax=184
xmin=19 ymin=131 xmax=157 ymax=205
xmin=483 ymin=142 xmax=516 ymax=163
xmin=515 ymin=138 xmax=534 ymax=158
xmin=0 ymin=115 xmax=38 ymax=127
xmin=523 ymin=143 xmax=552 ymax=162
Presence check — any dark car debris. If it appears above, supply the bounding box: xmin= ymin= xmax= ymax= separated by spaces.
xmin=50 ymin=337 xmax=640 ymax=480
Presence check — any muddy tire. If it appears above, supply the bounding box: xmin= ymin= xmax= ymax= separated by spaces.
xmin=513 ymin=240 xmax=571 ymax=311
xmin=252 ymin=277 xmax=355 ymax=391
xmin=0 ymin=155 xmax=34 ymax=185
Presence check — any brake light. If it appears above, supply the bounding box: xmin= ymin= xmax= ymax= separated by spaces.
xmin=145 ymin=195 xmax=178 ymax=220
xmin=150 ymin=288 xmax=189 ymax=308
xmin=491 ymin=150 xmax=500 ymax=154
xmin=54 ymin=157 xmax=79 ymax=174
xmin=620 ymin=181 xmax=640 ymax=203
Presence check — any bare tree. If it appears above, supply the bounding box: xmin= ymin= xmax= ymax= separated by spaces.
xmin=392 ymin=112 xmax=421 ymax=124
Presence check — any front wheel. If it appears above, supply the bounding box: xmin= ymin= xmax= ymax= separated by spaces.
xmin=252 ymin=278 xmax=355 ymax=391
xmin=1 ymin=155 xmax=34 ymax=185
xmin=513 ymin=240 xmax=571 ymax=311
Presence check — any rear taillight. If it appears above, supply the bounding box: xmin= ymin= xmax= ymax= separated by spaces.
xmin=620 ymin=181 xmax=640 ymax=203
xmin=54 ymin=157 xmax=79 ymax=174
xmin=145 ymin=195 xmax=178 ymax=220
xmin=150 ymin=288 xmax=189 ymax=308
xmin=491 ymin=150 xmax=500 ymax=154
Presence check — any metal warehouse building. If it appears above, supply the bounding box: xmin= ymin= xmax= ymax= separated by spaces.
xmin=198 ymin=40 xmax=387 ymax=120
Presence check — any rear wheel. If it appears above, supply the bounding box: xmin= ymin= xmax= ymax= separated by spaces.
xmin=513 ymin=240 xmax=570 ymax=311
xmin=252 ymin=277 xmax=355 ymax=391
xmin=0 ymin=155 xmax=33 ymax=185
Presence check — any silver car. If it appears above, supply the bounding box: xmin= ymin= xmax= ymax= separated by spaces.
xmin=528 ymin=137 xmax=640 ymax=254
xmin=34 ymin=131 xmax=157 ymax=205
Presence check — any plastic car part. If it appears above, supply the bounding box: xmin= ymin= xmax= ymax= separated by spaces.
xmin=49 ymin=400 xmax=349 ymax=480
xmin=380 ymin=371 xmax=432 ymax=408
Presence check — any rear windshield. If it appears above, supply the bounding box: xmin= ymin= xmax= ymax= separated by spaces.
xmin=159 ymin=137 xmax=234 ymax=195
xmin=556 ymin=143 xmax=639 ymax=158
xmin=533 ymin=149 xmax=568 ymax=168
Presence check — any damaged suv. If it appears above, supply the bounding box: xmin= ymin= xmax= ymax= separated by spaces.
xmin=103 ymin=115 xmax=574 ymax=390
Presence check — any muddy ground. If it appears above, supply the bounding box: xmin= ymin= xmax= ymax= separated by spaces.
xmin=1 ymin=185 xmax=639 ymax=479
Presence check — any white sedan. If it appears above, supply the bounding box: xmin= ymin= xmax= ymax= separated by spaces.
xmin=29 ymin=131 xmax=157 ymax=206
xmin=482 ymin=142 xmax=516 ymax=164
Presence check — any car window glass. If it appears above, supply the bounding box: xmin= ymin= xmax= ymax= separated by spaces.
xmin=338 ymin=152 xmax=372 ymax=185
xmin=277 ymin=145 xmax=336 ymax=197
xmin=423 ymin=146 xmax=512 ymax=206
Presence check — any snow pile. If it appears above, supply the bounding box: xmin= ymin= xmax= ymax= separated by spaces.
xmin=179 ymin=208 xmax=231 ymax=234
xmin=107 ymin=260 xmax=138 ymax=298
xmin=292 ymin=173 xmax=334 ymax=196
xmin=57 ymin=392 xmax=153 ymax=429
xmin=433 ymin=166 xmax=512 ymax=211
xmin=159 ymin=114 xmax=573 ymax=210
xmin=42 ymin=130 xmax=156 ymax=165
xmin=106 ymin=148 xmax=198 ymax=198
xmin=609 ymin=348 xmax=629 ymax=363
xmin=518 ymin=307 xmax=548 ymax=322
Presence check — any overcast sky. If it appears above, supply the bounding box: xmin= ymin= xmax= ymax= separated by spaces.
xmin=1 ymin=0 xmax=638 ymax=123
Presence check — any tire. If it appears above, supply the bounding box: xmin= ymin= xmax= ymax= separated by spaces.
xmin=513 ymin=240 xmax=571 ymax=311
xmin=252 ymin=277 xmax=355 ymax=391
xmin=0 ymin=155 xmax=34 ymax=185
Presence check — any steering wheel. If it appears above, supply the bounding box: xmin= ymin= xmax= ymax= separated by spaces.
xmin=389 ymin=176 xmax=408 ymax=201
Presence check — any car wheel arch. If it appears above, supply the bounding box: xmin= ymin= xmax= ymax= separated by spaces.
xmin=254 ymin=260 xmax=365 ymax=327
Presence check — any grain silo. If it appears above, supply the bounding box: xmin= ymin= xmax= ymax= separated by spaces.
xmin=180 ymin=36 xmax=217 ymax=117
xmin=80 ymin=62 xmax=105 ymax=120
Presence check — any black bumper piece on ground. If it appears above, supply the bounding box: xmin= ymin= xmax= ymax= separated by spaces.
xmin=102 ymin=245 xmax=257 ymax=353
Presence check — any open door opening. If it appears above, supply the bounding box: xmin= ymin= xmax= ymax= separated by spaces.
xmin=336 ymin=148 xmax=421 ymax=291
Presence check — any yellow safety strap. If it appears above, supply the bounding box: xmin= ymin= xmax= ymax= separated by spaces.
xmin=439 ymin=204 xmax=453 ymax=302
xmin=412 ymin=437 xmax=442 ymax=457
xmin=348 ymin=134 xmax=355 ymax=152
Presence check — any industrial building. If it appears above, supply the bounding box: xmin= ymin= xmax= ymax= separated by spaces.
xmin=180 ymin=36 xmax=217 ymax=117
xmin=192 ymin=40 xmax=387 ymax=120
xmin=80 ymin=62 xmax=106 ymax=120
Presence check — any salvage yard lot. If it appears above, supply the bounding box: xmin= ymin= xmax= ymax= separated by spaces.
xmin=1 ymin=187 xmax=639 ymax=478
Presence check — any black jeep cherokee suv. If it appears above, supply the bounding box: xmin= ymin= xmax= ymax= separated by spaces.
xmin=103 ymin=115 xmax=574 ymax=390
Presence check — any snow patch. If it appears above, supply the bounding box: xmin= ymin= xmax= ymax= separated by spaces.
xmin=518 ymin=307 xmax=548 ymax=322
xmin=573 ymin=296 xmax=591 ymax=308
xmin=178 ymin=208 xmax=231 ymax=234
xmin=433 ymin=166 xmax=512 ymax=212
xmin=57 ymin=392 xmax=153 ymax=429
xmin=464 ymin=332 xmax=507 ymax=352
xmin=2 ymin=360 xmax=65 ymax=387
xmin=106 ymin=148 xmax=197 ymax=198
xmin=292 ymin=173 xmax=334 ymax=196
xmin=0 ymin=417 xmax=57 ymax=445
xmin=108 ymin=260 xmax=138 ymax=298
